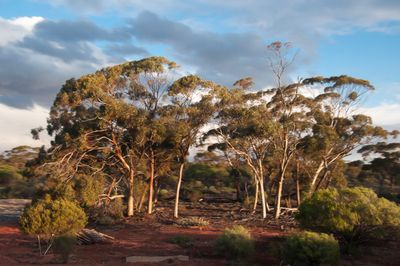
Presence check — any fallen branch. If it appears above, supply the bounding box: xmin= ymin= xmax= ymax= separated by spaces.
xmin=76 ymin=229 xmax=114 ymax=245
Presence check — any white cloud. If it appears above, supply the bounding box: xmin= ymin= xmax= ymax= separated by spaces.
xmin=360 ymin=103 xmax=400 ymax=127
xmin=0 ymin=16 xmax=43 ymax=46
xmin=0 ymin=103 xmax=51 ymax=152
xmin=41 ymin=1 xmax=400 ymax=35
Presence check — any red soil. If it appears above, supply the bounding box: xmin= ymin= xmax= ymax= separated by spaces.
xmin=0 ymin=218 xmax=283 ymax=265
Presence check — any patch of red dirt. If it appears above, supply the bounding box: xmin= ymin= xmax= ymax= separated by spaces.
xmin=0 ymin=218 xmax=283 ymax=265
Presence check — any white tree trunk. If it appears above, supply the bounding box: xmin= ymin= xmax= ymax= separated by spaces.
xmin=147 ymin=155 xmax=155 ymax=214
xmin=174 ymin=163 xmax=185 ymax=218
xmin=310 ymin=160 xmax=324 ymax=192
xmin=127 ymin=170 xmax=135 ymax=216
xmin=252 ymin=179 xmax=259 ymax=213
xmin=259 ymin=177 xmax=268 ymax=218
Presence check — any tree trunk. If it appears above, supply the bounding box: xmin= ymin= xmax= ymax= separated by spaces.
xmin=310 ymin=160 xmax=324 ymax=193
xmin=296 ymin=162 xmax=301 ymax=207
xmin=154 ymin=181 xmax=161 ymax=204
xmin=315 ymin=169 xmax=330 ymax=191
xmin=147 ymin=153 xmax=155 ymax=214
xmin=275 ymin=163 xmax=289 ymax=219
xmin=137 ymin=185 xmax=148 ymax=212
xmin=296 ymin=175 xmax=301 ymax=207
xmin=252 ymin=179 xmax=259 ymax=213
xmin=274 ymin=174 xmax=284 ymax=219
xmin=259 ymin=177 xmax=268 ymax=218
xmin=127 ymin=170 xmax=135 ymax=217
xmin=174 ymin=162 xmax=185 ymax=218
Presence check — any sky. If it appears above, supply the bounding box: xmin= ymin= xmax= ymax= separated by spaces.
xmin=0 ymin=0 xmax=399 ymax=152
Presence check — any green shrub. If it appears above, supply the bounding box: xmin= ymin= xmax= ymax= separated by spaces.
xmin=91 ymin=197 xmax=125 ymax=225
xmin=73 ymin=174 xmax=104 ymax=208
xmin=280 ymin=231 xmax=340 ymax=266
xmin=167 ymin=235 xmax=194 ymax=248
xmin=53 ymin=235 xmax=76 ymax=263
xmin=208 ymin=186 xmax=219 ymax=194
xmin=19 ymin=194 xmax=87 ymax=238
xmin=297 ymin=187 xmax=400 ymax=242
xmin=176 ymin=216 xmax=209 ymax=227
xmin=0 ymin=165 xmax=23 ymax=186
xmin=214 ymin=225 xmax=254 ymax=258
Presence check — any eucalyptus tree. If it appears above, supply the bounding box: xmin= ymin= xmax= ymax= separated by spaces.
xmin=359 ymin=141 xmax=400 ymax=191
xmin=301 ymin=76 xmax=389 ymax=194
xmin=264 ymin=42 xmax=315 ymax=219
xmin=166 ymin=75 xmax=216 ymax=218
xmin=205 ymin=78 xmax=277 ymax=218
xmin=45 ymin=57 xmax=178 ymax=216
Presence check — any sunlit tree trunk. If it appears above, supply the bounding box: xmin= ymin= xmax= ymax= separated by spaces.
xmin=275 ymin=172 xmax=284 ymax=219
xmin=174 ymin=162 xmax=185 ymax=218
xmin=127 ymin=170 xmax=135 ymax=216
xmin=147 ymin=151 xmax=155 ymax=214
xmin=252 ymin=179 xmax=259 ymax=213
xmin=259 ymin=176 xmax=268 ymax=218
xmin=310 ymin=160 xmax=324 ymax=193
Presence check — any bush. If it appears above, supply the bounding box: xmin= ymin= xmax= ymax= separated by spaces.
xmin=167 ymin=235 xmax=194 ymax=248
xmin=158 ymin=188 xmax=170 ymax=199
xmin=91 ymin=198 xmax=125 ymax=225
xmin=19 ymin=194 xmax=87 ymax=238
xmin=280 ymin=231 xmax=340 ymax=266
xmin=53 ymin=235 xmax=76 ymax=263
xmin=296 ymin=187 xmax=400 ymax=243
xmin=214 ymin=225 xmax=254 ymax=258
xmin=73 ymin=174 xmax=104 ymax=208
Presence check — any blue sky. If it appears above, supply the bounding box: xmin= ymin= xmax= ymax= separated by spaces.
xmin=0 ymin=0 xmax=399 ymax=151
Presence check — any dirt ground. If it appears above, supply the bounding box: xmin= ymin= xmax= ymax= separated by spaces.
xmin=0 ymin=199 xmax=399 ymax=265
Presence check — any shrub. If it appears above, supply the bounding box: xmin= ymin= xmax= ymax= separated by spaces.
xmin=176 ymin=216 xmax=209 ymax=227
xmin=167 ymin=235 xmax=194 ymax=248
xmin=296 ymin=187 xmax=400 ymax=243
xmin=158 ymin=189 xmax=170 ymax=200
xmin=53 ymin=235 xmax=76 ymax=263
xmin=208 ymin=186 xmax=219 ymax=194
xmin=19 ymin=194 xmax=87 ymax=238
xmin=280 ymin=231 xmax=340 ymax=266
xmin=214 ymin=225 xmax=254 ymax=258
xmin=91 ymin=198 xmax=125 ymax=225
xmin=73 ymin=174 xmax=104 ymax=208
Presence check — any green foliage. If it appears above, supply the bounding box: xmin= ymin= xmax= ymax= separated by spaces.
xmin=0 ymin=165 xmax=23 ymax=185
xmin=280 ymin=231 xmax=340 ymax=266
xmin=158 ymin=189 xmax=170 ymax=200
xmin=73 ymin=174 xmax=104 ymax=208
xmin=176 ymin=216 xmax=209 ymax=227
xmin=297 ymin=187 xmax=400 ymax=242
xmin=53 ymin=235 xmax=76 ymax=263
xmin=19 ymin=194 xmax=87 ymax=238
xmin=184 ymin=163 xmax=229 ymax=187
xmin=0 ymin=164 xmax=33 ymax=198
xmin=214 ymin=225 xmax=255 ymax=258
xmin=167 ymin=235 xmax=194 ymax=248
xmin=91 ymin=198 xmax=125 ymax=225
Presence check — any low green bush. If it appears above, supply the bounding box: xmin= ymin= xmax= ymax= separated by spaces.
xmin=167 ymin=235 xmax=194 ymax=248
xmin=280 ymin=231 xmax=340 ymax=266
xmin=214 ymin=225 xmax=254 ymax=258
xmin=53 ymin=235 xmax=76 ymax=263
xmin=296 ymin=187 xmax=400 ymax=243
xmin=19 ymin=194 xmax=87 ymax=238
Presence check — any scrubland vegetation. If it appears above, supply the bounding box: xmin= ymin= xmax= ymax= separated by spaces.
xmin=0 ymin=42 xmax=399 ymax=265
